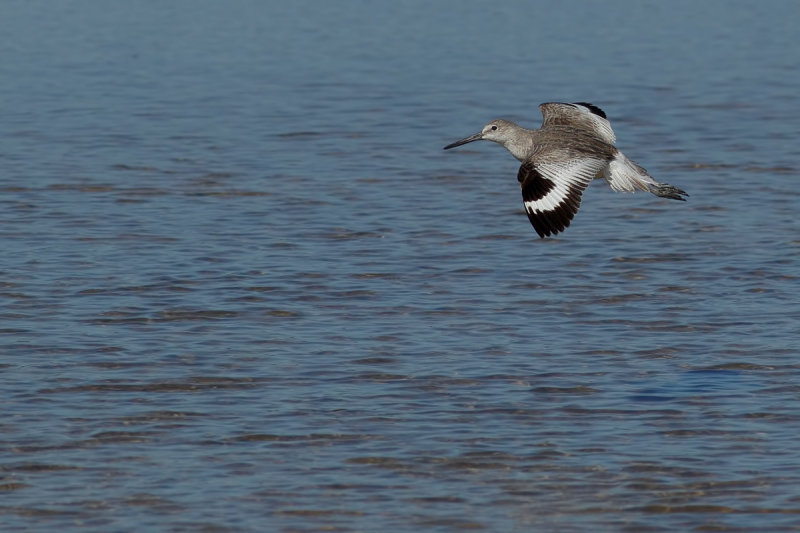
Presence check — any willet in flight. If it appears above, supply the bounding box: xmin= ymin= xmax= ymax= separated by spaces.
xmin=443 ymin=102 xmax=687 ymax=238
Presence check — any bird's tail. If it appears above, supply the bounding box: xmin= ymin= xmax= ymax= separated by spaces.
xmin=602 ymin=152 xmax=688 ymax=201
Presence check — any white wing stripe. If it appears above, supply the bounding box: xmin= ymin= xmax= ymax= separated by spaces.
xmin=525 ymin=181 xmax=571 ymax=213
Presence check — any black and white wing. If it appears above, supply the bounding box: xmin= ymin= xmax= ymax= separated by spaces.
xmin=539 ymin=102 xmax=616 ymax=145
xmin=518 ymin=157 xmax=609 ymax=238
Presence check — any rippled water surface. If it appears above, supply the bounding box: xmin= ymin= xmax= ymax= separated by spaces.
xmin=2 ymin=1 xmax=800 ymax=531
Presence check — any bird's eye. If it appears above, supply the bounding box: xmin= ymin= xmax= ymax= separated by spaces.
xmin=491 ymin=125 xmax=498 ymax=131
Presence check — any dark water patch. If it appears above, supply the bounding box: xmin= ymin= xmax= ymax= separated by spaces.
xmin=688 ymin=206 xmax=729 ymax=217
xmin=41 ymin=377 xmax=264 ymax=394
xmin=328 ymin=290 xmax=378 ymax=299
xmin=533 ymin=386 xmax=599 ymax=395
xmin=696 ymin=363 xmax=776 ymax=371
xmin=407 ymin=495 xmax=467 ymax=504
xmin=231 ymin=433 xmax=376 ymax=444
xmin=0 ymin=463 xmax=81 ymax=473
xmin=636 ymin=504 xmax=737 ymax=513
xmin=351 ymin=373 xmax=410 ymax=383
xmin=662 ymin=429 xmax=759 ymax=439
xmin=121 ymin=494 xmax=185 ymax=512
xmin=739 ymin=412 xmax=800 ymax=422
xmin=94 ymin=345 xmax=125 ymax=353
xmin=79 ymin=283 xmax=191 ymax=295
xmin=110 ymin=164 xmax=160 ymax=172
xmin=416 ymin=517 xmax=486 ymax=529
xmin=634 ymin=504 xmax=800 ymax=515
xmin=276 ymin=508 xmax=365 ymax=517
xmin=189 ymin=189 xmax=273 ymax=198
xmin=0 ymin=483 xmax=27 ymax=491
xmin=629 ymin=392 xmax=676 ymax=402
xmin=87 ymin=431 xmax=159 ymax=443
xmin=419 ymin=308 xmax=471 ymax=317
xmin=450 ymin=267 xmax=491 ymax=274
xmin=460 ymin=451 xmax=520 ymax=461
xmin=315 ymin=483 xmax=405 ymax=491
xmin=243 ymin=285 xmax=281 ymax=292
xmin=322 ymin=229 xmax=387 ymax=240
xmin=0 ymin=328 xmax=30 ymax=334
xmin=115 ymin=187 xmax=172 ymax=197
xmin=168 ymin=522 xmax=243 ymax=532
xmin=623 ymin=463 xmax=712 ymax=476
xmin=692 ymin=224 xmax=725 ymax=232
xmin=352 ymin=357 xmax=396 ymax=365
xmin=88 ymin=308 xmax=242 ymax=325
xmin=10 ymin=433 xmax=157 ymax=452
xmin=658 ymin=285 xmax=694 ymax=293
xmin=46 ymin=183 xmax=115 ymax=193
xmin=275 ymin=131 xmax=326 ymax=139
xmin=611 ymin=254 xmax=693 ymax=264
xmin=561 ymin=407 xmax=685 ymax=417
xmin=474 ymin=233 xmax=518 ymax=241
xmin=347 ymin=457 xmax=405 ymax=467
xmin=580 ymin=349 xmax=624 ymax=356
xmin=75 ymin=233 xmax=181 ymax=244
xmin=429 ymin=458 xmax=517 ymax=471
xmin=112 ymin=411 xmax=204 ymax=426
xmin=263 ymin=309 xmax=303 ymax=318
xmin=192 ymin=172 xmax=236 ymax=182
xmin=668 ymin=163 xmax=738 ymax=171
xmin=580 ymin=318 xmax=717 ymax=333
xmin=597 ymin=293 xmax=650 ymax=304
xmin=82 ymin=361 xmax=149 ymax=370
xmin=744 ymin=166 xmax=796 ymax=174
xmin=0 ymin=506 xmax=88 ymax=518
xmin=350 ymin=272 xmax=402 ymax=280
xmin=635 ymin=347 xmax=681 ymax=359
xmin=756 ymin=385 xmax=800 ymax=394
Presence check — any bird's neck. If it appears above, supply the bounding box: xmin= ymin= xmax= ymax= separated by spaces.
xmin=501 ymin=127 xmax=537 ymax=162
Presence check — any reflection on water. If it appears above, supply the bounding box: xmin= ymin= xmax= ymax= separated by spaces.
xmin=2 ymin=0 xmax=800 ymax=531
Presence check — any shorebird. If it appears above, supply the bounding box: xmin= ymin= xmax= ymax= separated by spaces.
xmin=443 ymin=102 xmax=687 ymax=238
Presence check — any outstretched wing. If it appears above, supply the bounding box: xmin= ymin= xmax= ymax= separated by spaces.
xmin=539 ymin=102 xmax=616 ymax=145
xmin=518 ymin=157 xmax=608 ymax=238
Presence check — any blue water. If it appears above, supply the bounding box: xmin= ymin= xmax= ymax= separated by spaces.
xmin=2 ymin=1 xmax=799 ymax=531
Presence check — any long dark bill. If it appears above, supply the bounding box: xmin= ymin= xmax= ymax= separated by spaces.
xmin=443 ymin=132 xmax=483 ymax=150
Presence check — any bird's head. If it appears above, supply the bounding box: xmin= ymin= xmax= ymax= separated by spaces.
xmin=443 ymin=119 xmax=528 ymax=161
xmin=443 ymin=119 xmax=521 ymax=148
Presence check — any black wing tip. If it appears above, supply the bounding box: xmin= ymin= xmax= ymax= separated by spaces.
xmin=571 ymin=102 xmax=607 ymax=119
xmin=524 ymin=189 xmax=583 ymax=239
xmin=527 ymin=204 xmax=564 ymax=238
xmin=531 ymin=219 xmax=567 ymax=239
xmin=529 ymin=213 xmax=571 ymax=239
xmin=650 ymin=184 xmax=689 ymax=201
